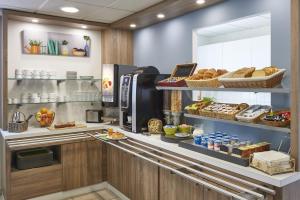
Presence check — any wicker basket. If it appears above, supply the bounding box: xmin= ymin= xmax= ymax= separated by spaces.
xmin=148 ymin=118 xmax=163 ymax=134
xmin=260 ymin=111 xmax=290 ymax=127
xmin=185 ymin=78 xmax=221 ymax=88
xmin=8 ymin=112 xmax=28 ymax=133
xmin=236 ymin=105 xmax=271 ymax=123
xmin=199 ymin=103 xmax=249 ymax=121
xmin=219 ymin=69 xmax=286 ymax=88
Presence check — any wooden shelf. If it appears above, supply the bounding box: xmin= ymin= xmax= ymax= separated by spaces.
xmin=184 ymin=113 xmax=291 ymax=133
xmin=156 ymin=86 xmax=290 ymax=93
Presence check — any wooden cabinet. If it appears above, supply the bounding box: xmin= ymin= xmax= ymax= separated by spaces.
xmin=10 ymin=164 xmax=62 ymax=200
xmin=62 ymin=140 xmax=105 ymax=190
xmin=159 ymin=168 xmax=203 ymax=200
xmin=106 ymin=145 xmax=159 ymax=200
xmin=203 ymin=187 xmax=230 ymax=200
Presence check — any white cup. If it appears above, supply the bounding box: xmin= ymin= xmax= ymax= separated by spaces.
xmin=41 ymin=93 xmax=48 ymax=99
xmin=15 ymin=69 xmax=22 ymax=75
xmin=40 ymin=98 xmax=48 ymax=103
xmin=8 ymin=98 xmax=12 ymax=104
xmin=31 ymin=93 xmax=39 ymax=98
xmin=15 ymin=74 xmax=23 ymax=79
xmin=21 ymin=98 xmax=29 ymax=103
xmin=12 ymin=98 xmax=19 ymax=104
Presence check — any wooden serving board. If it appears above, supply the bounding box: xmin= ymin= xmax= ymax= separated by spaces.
xmin=47 ymin=124 xmax=87 ymax=131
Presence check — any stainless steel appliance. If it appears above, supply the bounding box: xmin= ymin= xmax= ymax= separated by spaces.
xmin=119 ymin=66 xmax=168 ymax=133
xmin=85 ymin=109 xmax=103 ymax=123
xmin=102 ymin=64 xmax=137 ymax=107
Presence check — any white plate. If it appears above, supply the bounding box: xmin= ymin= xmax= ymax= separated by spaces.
xmin=107 ymin=135 xmax=128 ymax=140
xmin=175 ymin=133 xmax=190 ymax=138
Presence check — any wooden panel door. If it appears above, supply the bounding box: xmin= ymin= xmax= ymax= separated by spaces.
xmin=107 ymin=145 xmax=159 ymax=200
xmin=203 ymin=187 xmax=231 ymax=200
xmin=131 ymin=156 xmax=159 ymax=200
xmin=159 ymin=168 xmax=203 ymax=200
xmin=62 ymin=140 xmax=104 ymax=190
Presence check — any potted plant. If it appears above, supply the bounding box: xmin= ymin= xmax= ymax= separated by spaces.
xmin=61 ymin=40 xmax=69 ymax=56
xmin=83 ymin=35 xmax=90 ymax=56
xmin=28 ymin=40 xmax=42 ymax=54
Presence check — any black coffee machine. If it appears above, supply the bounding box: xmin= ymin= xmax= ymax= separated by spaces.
xmin=119 ymin=66 xmax=168 ymax=133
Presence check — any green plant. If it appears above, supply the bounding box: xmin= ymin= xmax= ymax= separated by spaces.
xmin=83 ymin=35 xmax=90 ymax=41
xmin=29 ymin=40 xmax=42 ymax=46
xmin=62 ymin=40 xmax=68 ymax=45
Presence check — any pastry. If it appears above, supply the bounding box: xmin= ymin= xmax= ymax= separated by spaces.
xmin=263 ymin=66 xmax=279 ymax=76
xmin=252 ymin=70 xmax=266 ymax=77
xmin=187 ymin=68 xmax=228 ymax=80
xmin=231 ymin=67 xmax=256 ymax=78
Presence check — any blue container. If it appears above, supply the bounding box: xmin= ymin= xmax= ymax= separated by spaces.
xmin=194 ymin=135 xmax=202 ymax=145
xmin=201 ymin=136 xmax=208 ymax=147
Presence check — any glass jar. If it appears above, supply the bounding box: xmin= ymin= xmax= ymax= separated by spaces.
xmin=194 ymin=135 xmax=202 ymax=145
xmin=214 ymin=140 xmax=221 ymax=151
xmin=208 ymin=139 xmax=214 ymax=150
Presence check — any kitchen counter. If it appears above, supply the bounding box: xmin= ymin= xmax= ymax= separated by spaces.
xmin=1 ymin=124 xmax=300 ymax=188
xmin=0 ymin=122 xmax=110 ymax=140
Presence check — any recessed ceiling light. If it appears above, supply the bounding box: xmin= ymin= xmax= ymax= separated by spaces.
xmin=81 ymin=25 xmax=87 ymax=29
xmin=31 ymin=19 xmax=39 ymax=23
xmin=60 ymin=6 xmax=79 ymax=13
xmin=130 ymin=24 xmax=137 ymax=28
xmin=196 ymin=0 xmax=206 ymax=5
xmin=157 ymin=13 xmax=165 ymax=19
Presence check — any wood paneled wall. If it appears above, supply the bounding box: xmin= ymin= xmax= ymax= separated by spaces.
xmin=291 ymin=0 xmax=300 ymax=168
xmin=101 ymin=29 xmax=133 ymax=65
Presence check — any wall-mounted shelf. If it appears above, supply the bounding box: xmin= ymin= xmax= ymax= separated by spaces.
xmin=156 ymin=86 xmax=290 ymax=94
xmin=8 ymin=100 xmax=101 ymax=107
xmin=184 ymin=113 xmax=291 ymax=133
xmin=8 ymin=77 xmax=101 ymax=85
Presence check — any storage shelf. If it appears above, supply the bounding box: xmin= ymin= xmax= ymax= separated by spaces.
xmin=8 ymin=78 xmax=101 ymax=81
xmin=8 ymin=100 xmax=101 ymax=106
xmin=184 ymin=113 xmax=291 ymax=133
xmin=156 ymin=86 xmax=290 ymax=93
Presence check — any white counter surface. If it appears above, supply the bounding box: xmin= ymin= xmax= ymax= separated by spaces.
xmin=1 ymin=124 xmax=300 ymax=187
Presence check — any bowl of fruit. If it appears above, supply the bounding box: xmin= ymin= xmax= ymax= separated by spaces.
xmin=35 ymin=108 xmax=55 ymax=127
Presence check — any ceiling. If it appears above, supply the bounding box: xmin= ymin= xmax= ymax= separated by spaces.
xmin=0 ymin=0 xmax=163 ymax=23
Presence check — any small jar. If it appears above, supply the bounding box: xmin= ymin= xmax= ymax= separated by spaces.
xmin=227 ymin=144 xmax=233 ymax=155
xmin=240 ymin=141 xmax=246 ymax=147
xmin=215 ymin=131 xmax=222 ymax=135
xmin=222 ymin=139 xmax=230 ymax=145
xmin=224 ymin=135 xmax=231 ymax=140
xmin=194 ymin=135 xmax=202 ymax=145
xmin=208 ymin=139 xmax=214 ymax=150
xmin=214 ymin=140 xmax=221 ymax=151
xmin=201 ymin=136 xmax=208 ymax=147
xmin=231 ymin=136 xmax=239 ymax=144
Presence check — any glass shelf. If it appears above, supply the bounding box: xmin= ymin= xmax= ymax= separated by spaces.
xmin=156 ymin=86 xmax=290 ymax=93
xmin=8 ymin=100 xmax=101 ymax=106
xmin=184 ymin=113 xmax=290 ymax=133
xmin=8 ymin=78 xmax=101 ymax=81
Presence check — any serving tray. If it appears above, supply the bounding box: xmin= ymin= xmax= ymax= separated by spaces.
xmin=179 ymin=139 xmax=250 ymax=166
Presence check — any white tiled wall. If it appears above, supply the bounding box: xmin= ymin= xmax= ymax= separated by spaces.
xmin=7 ymin=20 xmax=102 ymax=126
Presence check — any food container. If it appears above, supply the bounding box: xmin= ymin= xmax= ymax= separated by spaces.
xmin=208 ymin=139 xmax=214 ymax=150
xmin=194 ymin=135 xmax=202 ymax=145
xmin=236 ymin=105 xmax=271 ymax=123
xmin=260 ymin=110 xmax=290 ymax=127
xmin=219 ymin=69 xmax=286 ymax=88
xmin=178 ymin=124 xmax=193 ymax=134
xmin=163 ymin=125 xmax=177 ymax=136
xmin=214 ymin=140 xmax=221 ymax=151
xmin=158 ymin=63 xmax=197 ymax=87
xmin=16 ymin=148 xmax=54 ymax=170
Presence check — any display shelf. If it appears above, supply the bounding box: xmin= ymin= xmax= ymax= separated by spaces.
xmin=184 ymin=113 xmax=290 ymax=133
xmin=156 ymin=86 xmax=290 ymax=93
xmin=8 ymin=77 xmax=101 ymax=85
xmin=8 ymin=100 xmax=101 ymax=106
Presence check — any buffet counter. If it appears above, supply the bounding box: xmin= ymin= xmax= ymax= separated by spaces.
xmin=1 ymin=124 xmax=300 ymax=188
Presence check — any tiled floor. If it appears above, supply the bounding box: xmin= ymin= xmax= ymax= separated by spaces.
xmin=65 ymin=189 xmax=121 ymax=200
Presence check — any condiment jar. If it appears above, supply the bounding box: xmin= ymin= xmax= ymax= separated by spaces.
xmin=194 ymin=135 xmax=202 ymax=145
xmin=208 ymin=138 xmax=214 ymax=150
xmin=214 ymin=140 xmax=221 ymax=151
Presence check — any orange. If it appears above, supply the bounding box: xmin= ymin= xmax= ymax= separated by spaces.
xmin=47 ymin=111 xmax=54 ymax=118
xmin=40 ymin=107 xmax=48 ymax=114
